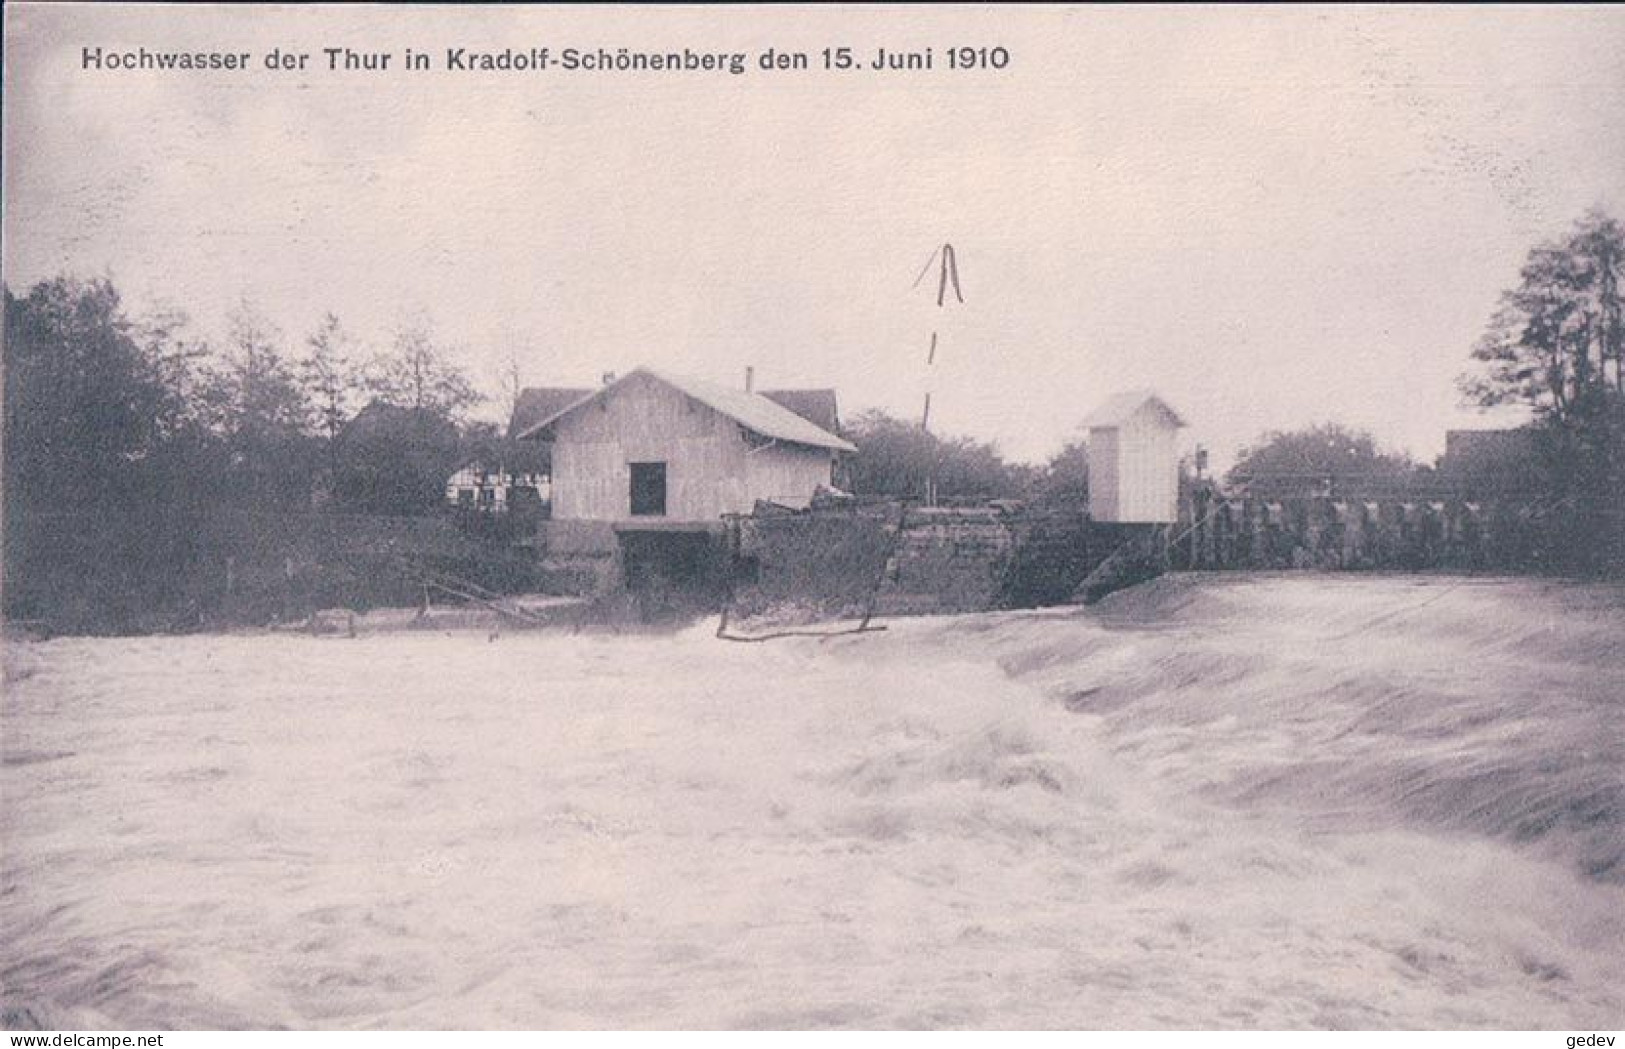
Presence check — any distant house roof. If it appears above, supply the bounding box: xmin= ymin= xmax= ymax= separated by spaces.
xmin=338 ymin=399 xmax=456 ymax=445
xmin=514 ymin=367 xmax=857 ymax=453
xmin=1440 ymin=428 xmax=1543 ymax=483
xmin=508 ymin=387 xmax=593 ymax=439
xmin=1442 ymin=428 xmax=1539 ymax=463
xmin=1080 ymin=390 xmax=1187 ymax=430
xmin=761 ymin=388 xmax=841 ymax=435
xmin=341 ymin=399 xmax=404 ymax=435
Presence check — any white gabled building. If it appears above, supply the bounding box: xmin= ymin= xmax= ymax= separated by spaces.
xmin=1081 ymin=390 xmax=1187 ymax=524
xmin=514 ymin=367 xmax=854 ymax=525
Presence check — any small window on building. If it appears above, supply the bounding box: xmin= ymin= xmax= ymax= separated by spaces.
xmin=629 ymin=461 xmax=667 ymax=517
xmin=480 ymin=488 xmax=496 ymax=506
xmin=457 ymin=489 xmax=475 ymax=506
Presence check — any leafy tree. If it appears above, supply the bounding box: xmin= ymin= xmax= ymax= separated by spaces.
xmin=331 ymin=401 xmax=464 ymax=515
xmin=1461 ymin=210 xmax=1625 ymax=575
xmin=2 ymin=277 xmax=186 ymax=508
xmin=335 ymin=318 xmax=486 ymax=513
xmin=202 ymin=301 xmax=307 ymax=434
xmin=3 ymin=277 xmax=240 ymax=629
xmin=132 ymin=306 xmax=214 ymax=441
xmin=845 ymin=410 xmax=1031 ymax=501
xmin=1462 ymin=210 xmax=1624 ymax=419
xmin=1032 ymin=440 xmax=1090 ymax=507
xmin=1227 ymin=422 xmax=1419 ymax=495
xmin=124 ymin=306 xmax=232 ymax=511
xmin=199 ymin=299 xmax=314 ymax=507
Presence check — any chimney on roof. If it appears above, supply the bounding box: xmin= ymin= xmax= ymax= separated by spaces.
xmin=744 ymin=366 xmax=755 ymax=393
xmin=601 ymin=371 xmax=617 ymax=386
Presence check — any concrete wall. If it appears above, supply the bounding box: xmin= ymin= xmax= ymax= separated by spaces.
xmin=550 ymin=372 xmax=835 ymax=522
xmin=729 ymin=505 xmax=1126 ymax=621
xmin=879 ymin=507 xmax=1017 ymax=615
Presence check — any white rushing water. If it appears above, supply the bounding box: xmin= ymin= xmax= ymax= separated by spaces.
xmin=3 ymin=574 xmax=1622 ymax=1029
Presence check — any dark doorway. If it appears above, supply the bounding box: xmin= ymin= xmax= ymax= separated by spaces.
xmin=629 ymin=462 xmax=667 ymax=517
xmin=617 ymin=529 xmax=727 ymax=618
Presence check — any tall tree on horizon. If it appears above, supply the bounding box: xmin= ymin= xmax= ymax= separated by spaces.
xmin=1227 ymin=422 xmax=1419 ymax=490
xmin=1460 ymin=210 xmax=1625 ymax=575
xmin=1461 ymin=210 xmax=1625 ymax=419
xmin=200 ymin=298 xmax=314 ymax=506
xmin=496 ymin=346 xmax=528 ymax=431
xmin=363 ymin=316 xmax=483 ymax=421
xmin=844 ymin=409 xmax=1032 ymax=501
xmin=2 ymin=276 xmax=181 ymax=508
xmin=298 ymin=312 xmax=361 ymax=475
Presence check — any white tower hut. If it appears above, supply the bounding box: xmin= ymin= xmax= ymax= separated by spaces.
xmin=1081 ymin=390 xmax=1187 ymax=523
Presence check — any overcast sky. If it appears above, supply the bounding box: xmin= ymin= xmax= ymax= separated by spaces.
xmin=5 ymin=4 xmax=1623 ymax=465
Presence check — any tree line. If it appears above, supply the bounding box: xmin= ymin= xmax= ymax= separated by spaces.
xmin=0 ymin=276 xmax=1448 ymax=525
xmin=0 ymin=275 xmax=1091 ymax=519
xmin=846 ymin=211 xmax=1624 ymax=577
xmin=4 ymin=209 xmax=1619 ymax=569
xmin=2 ymin=279 xmax=543 ymax=520
xmin=1221 ymin=211 xmax=1622 ymax=574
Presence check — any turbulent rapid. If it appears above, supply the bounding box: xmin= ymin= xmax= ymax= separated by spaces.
xmin=3 ymin=574 xmax=1622 ymax=1028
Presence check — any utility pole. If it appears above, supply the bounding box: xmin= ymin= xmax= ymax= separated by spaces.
xmin=1190 ymin=445 xmax=1210 ymax=569
xmin=913 ymin=243 xmax=963 ymax=506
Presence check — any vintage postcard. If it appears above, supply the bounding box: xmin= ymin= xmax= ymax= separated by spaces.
xmin=3 ymin=3 xmax=1622 ymax=1035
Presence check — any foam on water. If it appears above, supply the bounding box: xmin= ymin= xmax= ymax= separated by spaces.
xmin=3 ymin=575 xmax=1622 ymax=1028
xmin=944 ymin=575 xmax=1625 ymax=881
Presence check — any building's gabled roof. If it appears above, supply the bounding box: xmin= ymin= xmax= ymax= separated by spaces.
xmin=338 ymin=399 xmax=458 ymax=445
xmin=515 ymin=367 xmax=857 ymax=453
xmin=341 ymin=398 xmax=410 ymax=436
xmin=761 ymin=388 xmax=841 ymax=435
xmin=508 ymin=386 xmax=594 ymax=439
xmin=1442 ymin=427 xmax=1539 ymax=463
xmin=1079 ymin=389 xmax=1187 ymax=430
xmin=1440 ymin=428 xmax=1543 ymax=483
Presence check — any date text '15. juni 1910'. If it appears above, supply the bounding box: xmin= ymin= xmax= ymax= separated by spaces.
xmin=820 ymin=47 xmax=1011 ymax=71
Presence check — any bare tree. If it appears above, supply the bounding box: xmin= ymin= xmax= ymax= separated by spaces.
xmin=492 ymin=345 xmax=528 ymax=429
xmin=364 ymin=315 xmax=483 ymax=421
